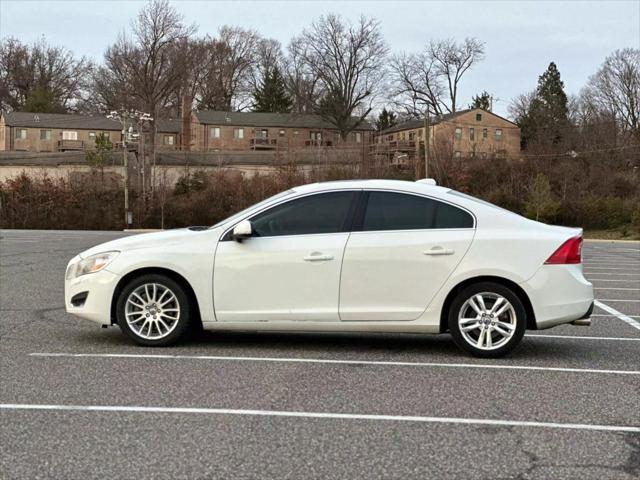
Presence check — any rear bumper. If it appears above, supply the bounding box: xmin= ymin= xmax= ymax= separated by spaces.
xmin=520 ymin=264 xmax=594 ymax=330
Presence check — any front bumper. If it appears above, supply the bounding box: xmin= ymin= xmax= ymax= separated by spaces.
xmin=520 ymin=264 xmax=594 ymax=330
xmin=64 ymin=268 xmax=120 ymax=326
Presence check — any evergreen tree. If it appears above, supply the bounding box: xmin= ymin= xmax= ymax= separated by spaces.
xmin=375 ymin=108 xmax=397 ymax=132
xmin=518 ymin=62 xmax=570 ymax=149
xmin=524 ymin=174 xmax=560 ymax=222
xmin=252 ymin=65 xmax=293 ymax=113
xmin=24 ymin=86 xmax=66 ymax=113
xmin=469 ymin=91 xmax=491 ymax=110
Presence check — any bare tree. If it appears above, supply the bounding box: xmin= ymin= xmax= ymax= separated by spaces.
xmin=293 ymin=14 xmax=388 ymax=139
xmin=582 ymin=48 xmax=640 ymax=140
xmin=284 ymin=37 xmax=321 ymax=114
xmin=0 ymin=37 xmax=91 ymax=112
xmin=390 ymin=51 xmax=445 ymax=117
xmin=197 ymin=26 xmax=260 ymax=111
xmin=96 ymin=0 xmax=195 ymax=117
xmin=390 ymin=38 xmax=484 ymax=117
xmin=507 ymin=90 xmax=536 ymax=123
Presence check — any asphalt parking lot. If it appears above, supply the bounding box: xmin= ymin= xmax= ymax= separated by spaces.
xmin=1 ymin=230 xmax=639 ymax=479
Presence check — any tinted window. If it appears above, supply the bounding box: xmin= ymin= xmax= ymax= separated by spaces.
xmin=435 ymin=201 xmax=474 ymax=228
xmin=251 ymin=191 xmax=356 ymax=237
xmin=361 ymin=192 xmax=473 ymax=231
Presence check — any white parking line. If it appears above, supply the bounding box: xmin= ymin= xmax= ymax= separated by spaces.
xmin=28 ymin=353 xmax=640 ymax=376
xmin=1 ymin=403 xmax=637 ymax=433
xmin=597 ymin=298 xmax=640 ymax=303
xmin=591 ymin=313 xmax=640 ymax=318
xmin=525 ymin=334 xmax=640 ymax=341
xmin=594 ymin=300 xmax=640 ymax=331
xmin=585 ymin=267 xmax=640 ymax=271
xmin=595 ymin=287 xmax=640 ymax=291
xmin=588 ymin=279 xmax=640 ymax=283
xmin=584 ymin=271 xmax=640 ymax=277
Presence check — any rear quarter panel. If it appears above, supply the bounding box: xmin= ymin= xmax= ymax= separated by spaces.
xmin=424 ymin=204 xmax=581 ymax=318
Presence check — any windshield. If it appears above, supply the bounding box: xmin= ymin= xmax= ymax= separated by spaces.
xmin=210 ymin=189 xmax=295 ymax=228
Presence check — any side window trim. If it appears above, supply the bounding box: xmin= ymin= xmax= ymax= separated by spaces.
xmin=221 ymin=189 xmax=362 ymax=241
xmin=357 ymin=189 xmax=476 ymax=232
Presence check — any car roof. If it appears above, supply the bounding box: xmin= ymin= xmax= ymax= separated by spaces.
xmin=292 ymin=179 xmax=452 ymax=196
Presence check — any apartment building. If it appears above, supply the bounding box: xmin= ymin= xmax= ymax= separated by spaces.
xmin=375 ymin=108 xmax=521 ymax=160
xmin=189 ymin=111 xmax=373 ymax=151
xmin=0 ymin=111 xmax=185 ymax=153
xmin=0 ymin=112 xmax=124 ymax=152
xmin=1 ymin=110 xmax=372 ymax=153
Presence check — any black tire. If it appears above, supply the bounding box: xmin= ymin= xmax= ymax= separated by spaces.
xmin=116 ymin=274 xmax=192 ymax=347
xmin=448 ymin=282 xmax=526 ymax=358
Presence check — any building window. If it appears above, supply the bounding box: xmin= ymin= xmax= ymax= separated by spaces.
xmin=469 ymin=128 xmax=475 ymax=141
xmin=408 ymin=132 xmax=415 ymax=141
xmin=256 ymin=129 xmax=268 ymax=139
xmin=102 ymin=132 xmax=110 ymax=141
xmin=476 ymin=113 xmax=482 ymax=121
xmin=481 ymin=152 xmax=488 ymax=159
xmin=210 ymin=127 xmax=221 ymax=139
xmin=89 ymin=132 xmax=96 ymax=140
xmin=15 ymin=128 xmax=27 ymax=140
xmin=454 ymin=127 xmax=462 ymax=140
xmin=387 ymin=135 xmax=394 ymax=141
xmin=62 ymin=131 xmax=78 ymax=140
xmin=40 ymin=129 xmax=51 ymax=140
xmin=469 ymin=151 xmax=476 ymax=158
xmin=454 ymin=151 xmax=461 ymax=158
xmin=233 ymin=128 xmax=244 ymax=139
xmin=483 ymin=128 xmax=488 ymax=139
xmin=355 ymin=132 xmax=362 ymax=143
xmin=310 ymin=131 xmax=322 ymax=141
xmin=279 ymin=129 xmax=285 ymax=137
xmin=164 ymin=135 xmax=175 ymax=145
xmin=495 ymin=129 xmax=503 ymax=141
xmin=418 ymin=129 xmax=423 ymax=138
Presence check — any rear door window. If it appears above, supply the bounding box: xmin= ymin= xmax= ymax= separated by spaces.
xmin=361 ymin=191 xmax=473 ymax=231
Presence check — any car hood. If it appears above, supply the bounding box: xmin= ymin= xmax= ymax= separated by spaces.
xmin=78 ymin=228 xmax=219 ymax=258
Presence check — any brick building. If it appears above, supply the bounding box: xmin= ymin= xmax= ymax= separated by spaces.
xmin=1 ymin=111 xmax=372 ymax=153
xmin=187 ymin=111 xmax=372 ymax=151
xmin=374 ymin=108 xmax=521 ymax=162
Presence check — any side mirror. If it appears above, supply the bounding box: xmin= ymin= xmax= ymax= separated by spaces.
xmin=232 ymin=220 xmax=253 ymax=242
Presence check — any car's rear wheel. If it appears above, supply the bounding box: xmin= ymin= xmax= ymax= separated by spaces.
xmin=448 ymin=282 xmax=526 ymax=358
xmin=116 ymin=274 xmax=191 ymax=346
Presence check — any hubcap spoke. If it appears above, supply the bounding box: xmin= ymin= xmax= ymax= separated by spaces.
xmin=461 ymin=322 xmax=480 ymax=332
xmin=125 ymin=283 xmax=180 ymax=340
xmin=459 ymin=292 xmax=517 ymax=351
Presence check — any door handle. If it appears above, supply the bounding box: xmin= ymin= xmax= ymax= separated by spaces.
xmin=303 ymin=252 xmax=334 ymax=262
xmin=423 ymin=247 xmax=454 ymax=256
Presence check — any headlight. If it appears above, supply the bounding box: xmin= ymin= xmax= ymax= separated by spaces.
xmin=67 ymin=251 xmax=119 ymax=279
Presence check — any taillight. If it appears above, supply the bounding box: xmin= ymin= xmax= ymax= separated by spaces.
xmin=545 ymin=236 xmax=583 ymax=264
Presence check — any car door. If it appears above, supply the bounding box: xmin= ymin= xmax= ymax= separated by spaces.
xmin=339 ymin=190 xmax=475 ymax=321
xmin=214 ymin=190 xmax=359 ymax=322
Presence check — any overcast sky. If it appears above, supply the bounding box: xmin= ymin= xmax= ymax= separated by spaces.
xmin=1 ymin=0 xmax=638 ymax=117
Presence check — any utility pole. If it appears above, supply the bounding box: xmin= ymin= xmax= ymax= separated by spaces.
xmin=423 ymin=109 xmax=430 ymax=179
xmin=107 ymin=110 xmax=153 ymax=228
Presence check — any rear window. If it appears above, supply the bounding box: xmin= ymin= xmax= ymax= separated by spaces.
xmin=361 ymin=191 xmax=474 ymax=231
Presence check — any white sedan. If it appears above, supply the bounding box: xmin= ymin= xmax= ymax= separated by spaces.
xmin=65 ymin=179 xmax=594 ymax=357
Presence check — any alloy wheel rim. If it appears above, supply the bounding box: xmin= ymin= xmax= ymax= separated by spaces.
xmin=125 ymin=283 xmax=180 ymax=340
xmin=458 ymin=292 xmax=517 ymax=350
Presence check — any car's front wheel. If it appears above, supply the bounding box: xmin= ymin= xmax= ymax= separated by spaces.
xmin=448 ymin=282 xmax=526 ymax=358
xmin=116 ymin=274 xmax=191 ymax=346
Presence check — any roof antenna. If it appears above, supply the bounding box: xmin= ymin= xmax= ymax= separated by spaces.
xmin=34 ymin=114 xmax=40 ymax=123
